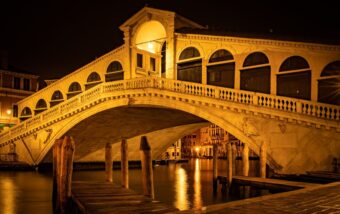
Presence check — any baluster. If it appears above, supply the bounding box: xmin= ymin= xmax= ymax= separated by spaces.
xmin=326 ymin=107 xmax=331 ymax=119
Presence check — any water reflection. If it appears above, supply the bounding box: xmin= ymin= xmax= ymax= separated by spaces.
xmin=1 ymin=177 xmax=16 ymax=214
xmin=0 ymin=159 xmax=268 ymax=214
xmin=193 ymin=159 xmax=202 ymax=208
xmin=174 ymin=165 xmax=189 ymax=210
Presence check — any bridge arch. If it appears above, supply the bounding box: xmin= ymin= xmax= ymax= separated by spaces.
xmin=277 ymin=56 xmax=311 ymax=100
xmin=207 ymin=49 xmax=235 ymax=88
xmin=318 ymin=60 xmax=340 ymax=105
xmin=240 ymin=52 xmax=271 ymax=94
xmin=37 ymin=93 xmax=279 ymax=171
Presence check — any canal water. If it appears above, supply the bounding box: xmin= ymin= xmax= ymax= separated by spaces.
xmin=0 ymin=159 xmax=269 ymax=214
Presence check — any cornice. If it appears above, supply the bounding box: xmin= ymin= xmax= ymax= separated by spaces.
xmin=175 ymin=33 xmax=340 ymax=53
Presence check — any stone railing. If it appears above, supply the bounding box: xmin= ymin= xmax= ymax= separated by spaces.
xmin=1 ymin=77 xmax=339 ymax=147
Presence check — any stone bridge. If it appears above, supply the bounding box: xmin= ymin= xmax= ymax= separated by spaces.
xmin=1 ymin=7 xmax=340 ymax=174
xmin=0 ymin=77 xmax=339 ymax=174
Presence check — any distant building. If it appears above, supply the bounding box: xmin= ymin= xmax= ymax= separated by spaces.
xmin=161 ymin=139 xmax=182 ymax=160
xmin=0 ymin=51 xmax=39 ymax=130
xmin=181 ymin=124 xmax=257 ymax=158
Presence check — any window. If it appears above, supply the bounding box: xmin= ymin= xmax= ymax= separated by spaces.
xmin=207 ymin=49 xmax=235 ymax=88
xmin=277 ymin=56 xmax=311 ymax=100
xmin=67 ymin=82 xmax=82 ymax=99
xmin=50 ymin=90 xmax=64 ymax=107
xmin=318 ymin=61 xmax=340 ymax=105
xmin=14 ymin=77 xmax=20 ymax=89
xmin=13 ymin=105 xmax=18 ymax=117
xmin=23 ymin=78 xmax=30 ymax=91
xmin=137 ymin=53 xmax=143 ymax=68
xmin=86 ymin=72 xmax=101 ymax=90
xmin=177 ymin=47 xmax=202 ymax=83
xmin=20 ymin=107 xmax=32 ymax=121
xmin=35 ymin=99 xmax=47 ymax=114
xmin=106 ymin=61 xmax=124 ymax=82
xmin=150 ymin=57 xmax=156 ymax=71
xmin=241 ymin=52 xmax=270 ymax=94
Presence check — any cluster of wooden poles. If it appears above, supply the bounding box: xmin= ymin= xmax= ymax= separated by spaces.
xmin=52 ymin=135 xmax=154 ymax=214
xmin=212 ymin=141 xmax=267 ymax=192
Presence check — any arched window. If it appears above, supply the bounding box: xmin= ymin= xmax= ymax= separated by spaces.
xmin=35 ymin=99 xmax=47 ymax=114
xmin=20 ymin=107 xmax=32 ymax=121
xmin=177 ymin=47 xmax=202 ymax=83
xmin=277 ymin=56 xmax=311 ymax=100
xmin=67 ymin=82 xmax=82 ymax=99
xmin=240 ymin=52 xmax=270 ymax=94
xmin=50 ymin=90 xmax=64 ymax=107
xmin=207 ymin=49 xmax=235 ymax=88
xmin=106 ymin=61 xmax=124 ymax=82
xmin=318 ymin=61 xmax=340 ymax=105
xmin=86 ymin=72 xmax=102 ymax=90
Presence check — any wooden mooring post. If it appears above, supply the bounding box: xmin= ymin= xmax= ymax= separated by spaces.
xmin=121 ymin=138 xmax=129 ymax=188
xmin=105 ymin=143 xmax=113 ymax=182
xmin=242 ymin=143 xmax=249 ymax=176
xmin=52 ymin=136 xmax=75 ymax=214
xmin=213 ymin=144 xmax=218 ymax=193
xmin=227 ymin=142 xmax=233 ymax=187
xmin=140 ymin=136 xmax=154 ymax=199
xmin=260 ymin=141 xmax=267 ymax=178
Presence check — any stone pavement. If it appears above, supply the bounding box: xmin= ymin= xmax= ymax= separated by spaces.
xmin=174 ymin=181 xmax=340 ymax=214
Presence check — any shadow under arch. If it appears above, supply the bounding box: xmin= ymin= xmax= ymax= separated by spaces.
xmin=37 ymin=95 xmax=281 ymax=171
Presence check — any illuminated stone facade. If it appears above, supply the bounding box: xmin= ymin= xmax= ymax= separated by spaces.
xmin=0 ymin=7 xmax=339 ymax=174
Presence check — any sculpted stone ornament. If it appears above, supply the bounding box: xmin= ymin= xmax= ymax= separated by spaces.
xmin=241 ymin=117 xmax=259 ymax=137
xmin=278 ymin=123 xmax=287 ymax=134
xmin=33 ymin=129 xmax=53 ymax=144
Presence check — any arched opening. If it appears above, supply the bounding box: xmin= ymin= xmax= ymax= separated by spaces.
xmin=318 ymin=61 xmax=340 ymax=105
xmin=105 ymin=61 xmax=124 ymax=82
xmin=86 ymin=72 xmax=102 ymax=90
xmin=135 ymin=21 xmax=166 ymax=54
xmin=177 ymin=47 xmax=202 ymax=83
xmin=35 ymin=99 xmax=47 ymax=115
xmin=67 ymin=82 xmax=82 ymax=99
xmin=277 ymin=56 xmax=311 ymax=100
xmin=20 ymin=107 xmax=32 ymax=121
xmin=207 ymin=49 xmax=235 ymax=88
xmin=240 ymin=52 xmax=270 ymax=94
xmin=50 ymin=90 xmax=64 ymax=107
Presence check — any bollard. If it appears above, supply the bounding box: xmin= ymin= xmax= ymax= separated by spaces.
xmin=121 ymin=139 xmax=129 ymax=188
xmin=140 ymin=136 xmax=154 ymax=199
xmin=105 ymin=143 xmax=113 ymax=182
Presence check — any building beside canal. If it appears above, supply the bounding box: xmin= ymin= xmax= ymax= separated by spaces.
xmin=0 ymin=51 xmax=40 ymax=131
xmin=0 ymin=7 xmax=339 ymax=174
xmin=181 ymin=124 xmax=257 ymax=158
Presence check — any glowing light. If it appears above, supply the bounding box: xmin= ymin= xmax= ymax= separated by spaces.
xmin=6 ymin=109 xmax=12 ymax=115
xmin=195 ymin=147 xmax=199 ymax=152
xmin=148 ymin=42 xmax=154 ymax=51
xmin=174 ymin=166 xmax=189 ymax=210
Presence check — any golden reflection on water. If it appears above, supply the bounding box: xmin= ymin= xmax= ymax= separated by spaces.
xmin=194 ymin=158 xmax=202 ymax=208
xmin=174 ymin=165 xmax=189 ymax=210
xmin=1 ymin=177 xmax=16 ymax=214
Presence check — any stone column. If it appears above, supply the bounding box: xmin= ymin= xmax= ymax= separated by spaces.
xmin=260 ymin=141 xmax=267 ymax=178
xmin=121 ymin=139 xmax=129 ymax=188
xmin=105 ymin=143 xmax=113 ymax=182
xmin=227 ymin=143 xmax=233 ymax=186
xmin=242 ymin=143 xmax=249 ymax=176
xmin=140 ymin=136 xmax=154 ymax=199
xmin=213 ymin=144 xmax=218 ymax=192
xmin=202 ymin=59 xmax=208 ymax=85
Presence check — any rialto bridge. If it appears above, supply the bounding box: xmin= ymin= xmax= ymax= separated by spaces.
xmin=0 ymin=7 xmax=339 ymax=174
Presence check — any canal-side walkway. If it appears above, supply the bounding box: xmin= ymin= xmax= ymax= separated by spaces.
xmin=72 ymin=181 xmax=179 ymax=214
xmin=174 ymin=181 xmax=340 ymax=214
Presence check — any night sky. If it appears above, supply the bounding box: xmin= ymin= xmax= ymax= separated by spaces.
xmin=1 ymin=0 xmax=339 ymax=80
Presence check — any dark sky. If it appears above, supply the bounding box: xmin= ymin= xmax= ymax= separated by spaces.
xmin=1 ymin=0 xmax=339 ymax=80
